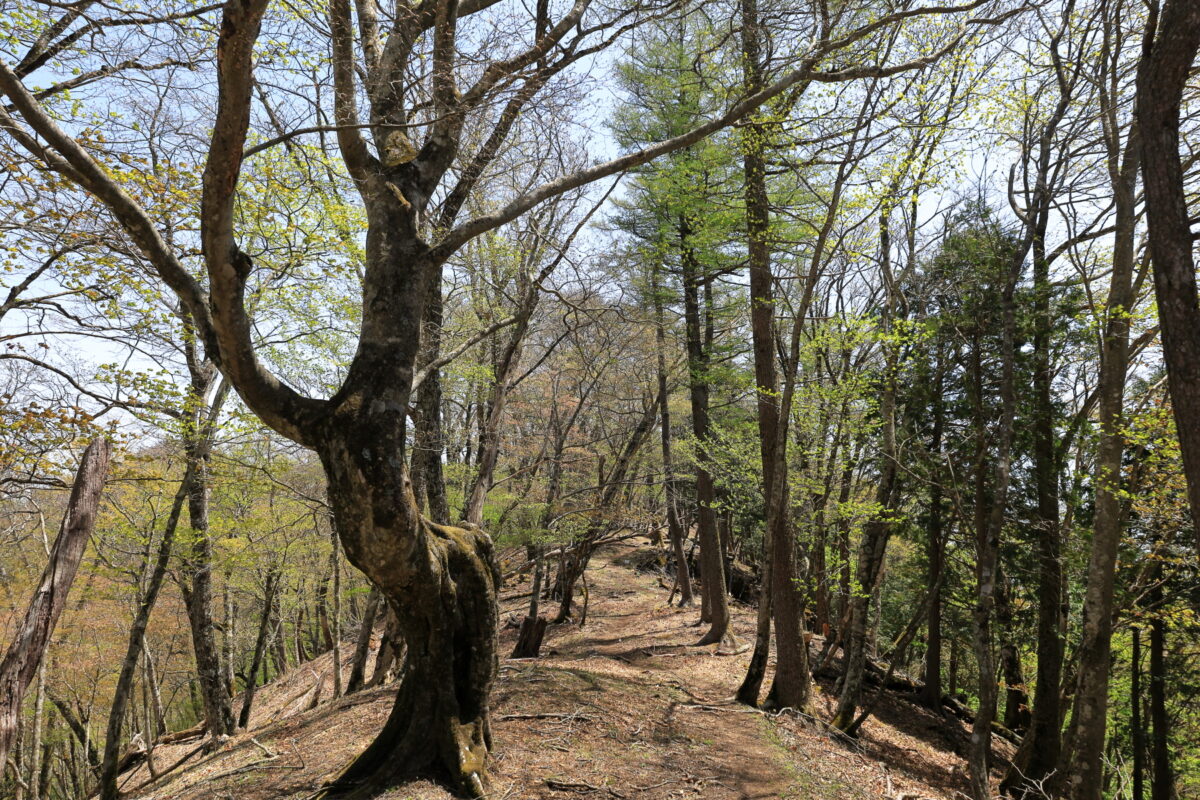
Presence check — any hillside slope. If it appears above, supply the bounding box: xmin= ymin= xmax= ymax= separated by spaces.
xmin=123 ymin=540 xmax=1007 ymax=800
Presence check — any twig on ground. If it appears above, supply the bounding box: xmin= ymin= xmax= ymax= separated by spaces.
xmin=501 ymin=711 xmax=595 ymax=722
xmin=543 ymin=777 xmax=629 ymax=798
xmin=249 ymin=737 xmax=277 ymax=759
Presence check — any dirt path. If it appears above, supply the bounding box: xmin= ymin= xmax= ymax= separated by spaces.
xmin=487 ymin=540 xmax=798 ymax=799
xmin=125 ymin=539 xmax=986 ymax=800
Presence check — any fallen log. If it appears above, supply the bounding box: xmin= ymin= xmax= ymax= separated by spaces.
xmin=155 ymin=720 xmax=206 ymax=746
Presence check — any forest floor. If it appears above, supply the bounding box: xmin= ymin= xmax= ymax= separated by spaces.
xmin=123 ymin=538 xmax=1010 ymax=800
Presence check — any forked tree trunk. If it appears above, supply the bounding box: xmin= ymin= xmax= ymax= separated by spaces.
xmin=0 ymin=438 xmax=110 ymax=768
xmin=316 ymin=385 xmax=499 ymax=798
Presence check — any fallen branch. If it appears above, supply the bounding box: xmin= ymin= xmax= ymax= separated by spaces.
xmin=544 ymin=778 xmax=627 ymax=798
xmin=501 ymin=711 xmax=594 ymax=722
xmin=156 ymin=720 xmax=207 ymax=745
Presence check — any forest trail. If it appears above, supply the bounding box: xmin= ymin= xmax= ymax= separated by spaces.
xmin=123 ymin=539 xmax=997 ymax=800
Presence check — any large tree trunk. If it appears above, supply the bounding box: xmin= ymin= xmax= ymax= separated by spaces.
xmin=316 ymin=355 xmax=499 ymax=797
xmin=0 ymin=438 xmax=110 ymax=768
xmin=412 ymin=268 xmax=451 ymax=524
xmin=1063 ymin=116 xmax=1140 ymax=800
xmin=180 ymin=430 xmax=235 ymax=739
xmin=1136 ymin=0 xmax=1200 ymax=545
xmin=736 ymin=0 xmax=808 ymax=710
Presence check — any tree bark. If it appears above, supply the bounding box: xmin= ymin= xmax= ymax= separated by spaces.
xmin=1136 ymin=0 xmax=1200 ymax=546
xmin=920 ymin=348 xmax=946 ymax=709
xmin=180 ymin=426 xmax=235 ymax=738
xmin=1132 ymin=626 xmax=1144 ymax=800
xmin=0 ymin=437 xmax=110 ymax=768
xmin=346 ymin=588 xmax=381 ymax=694
xmin=412 ymin=267 xmax=451 ymax=524
xmin=652 ymin=262 xmax=694 ymax=608
xmin=736 ymin=0 xmax=808 ymax=707
xmin=99 ymin=465 xmax=192 ymax=800
xmin=1149 ymin=582 xmax=1173 ymax=800
xmin=1063 ymin=113 xmax=1141 ymax=800
xmin=239 ymin=569 xmax=280 ymax=727
xmin=680 ymin=221 xmax=734 ymax=648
